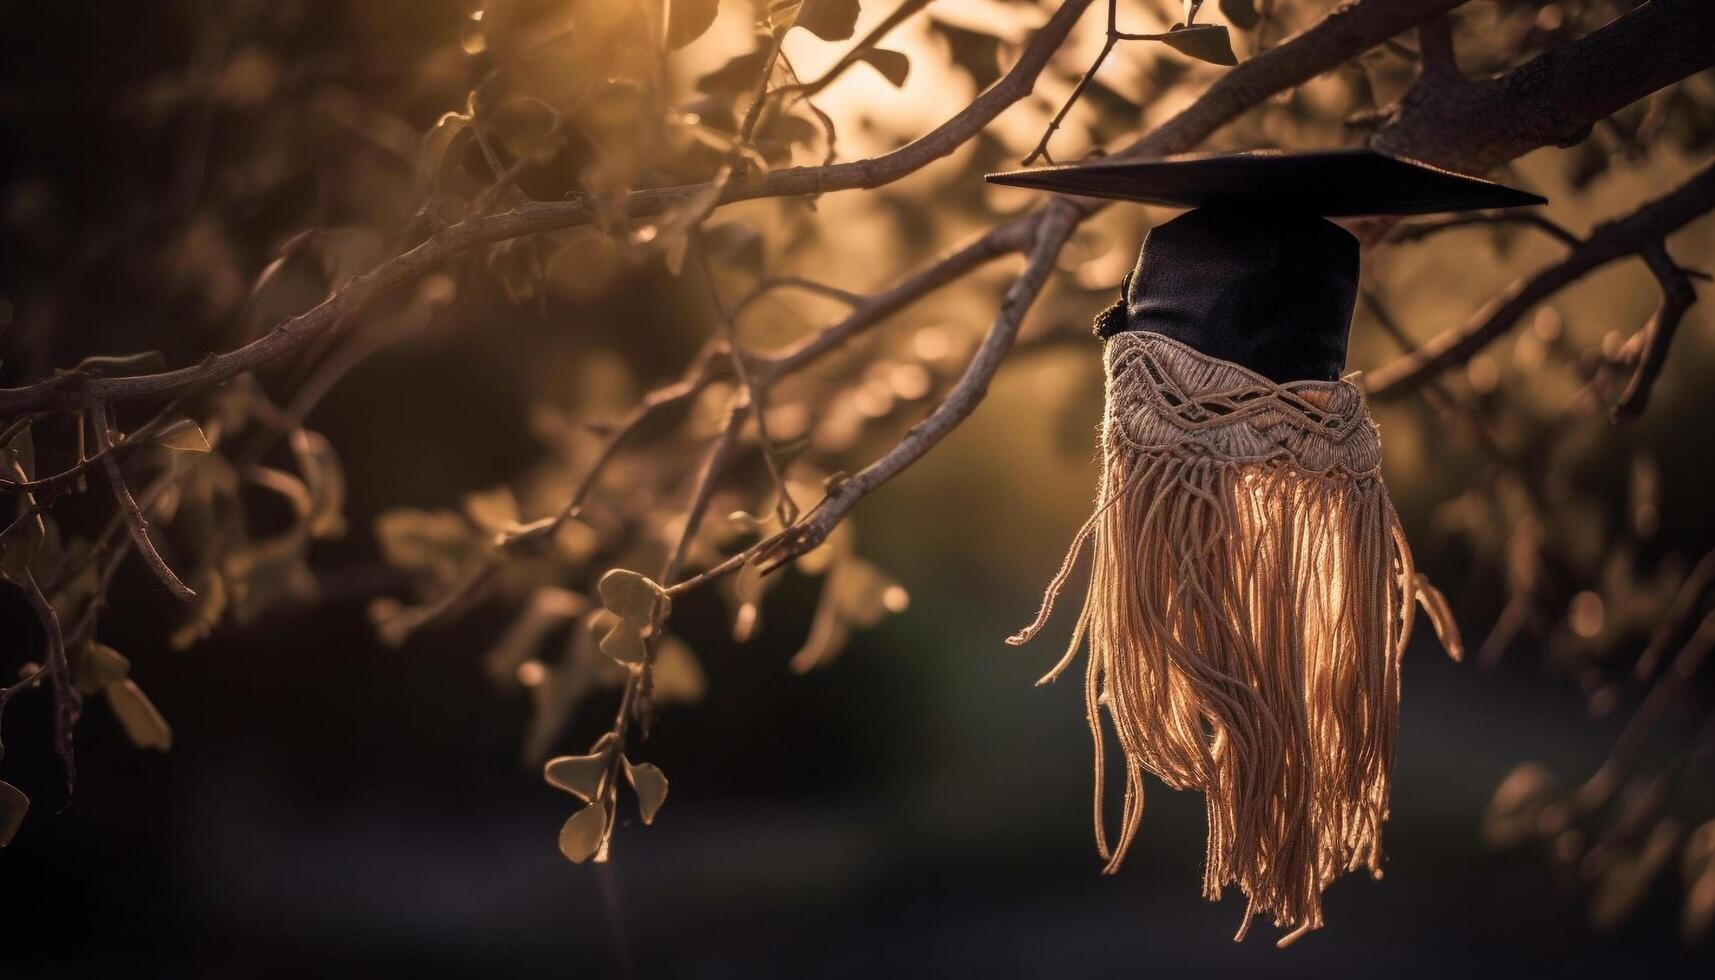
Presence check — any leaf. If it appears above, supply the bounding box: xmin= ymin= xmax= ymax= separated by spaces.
xmin=374 ymin=508 xmax=485 ymax=579
xmin=554 ymin=519 xmax=600 ymax=564
xmin=770 ymin=0 xmax=860 ymax=40
xmin=929 ymin=19 xmax=1001 ymax=89
xmin=170 ymin=569 xmax=227 ymax=650
xmin=857 ymin=47 xmax=910 ymax=87
xmin=652 ymin=635 xmax=707 ymax=703
xmin=599 ymin=618 xmax=649 ymax=664
xmin=667 ymin=0 xmax=721 ymax=49
xmin=1688 ymin=863 xmax=1715 ymax=945
xmin=726 ymin=553 xmax=772 ymax=642
xmin=463 ymin=487 xmax=521 ymax=535
xmin=74 ymin=642 xmax=131 ymax=696
xmin=697 ymin=45 xmax=772 ymax=96
xmin=0 ymin=780 xmax=27 ymax=847
xmin=291 ymin=429 xmax=346 ymax=539
xmin=419 ymin=107 xmax=472 ymax=185
xmin=523 ymin=619 xmax=625 ymax=762
xmin=624 ymin=758 xmax=668 ymax=824
xmin=661 ymin=225 xmax=692 ymax=277
xmin=1592 ymin=820 xmax=1681 ymax=932
xmin=248 ymin=466 xmax=313 ymax=520
xmin=484 ymin=587 xmax=587 ymax=683
xmin=222 ymin=534 xmax=318 ymax=623
xmin=106 ymin=679 xmax=173 ymax=751
xmin=1684 ymin=820 xmax=1715 ymax=881
xmin=545 ymin=737 xmax=616 ymax=802
xmin=1152 ymin=24 xmax=1238 ymax=66
xmin=1219 ymin=0 xmax=1260 ymax=30
xmin=153 ymin=417 xmax=211 ymax=453
xmin=1482 ymin=761 xmax=1556 ymax=847
xmin=558 ymin=803 xmax=608 ymax=863
xmin=1414 ymin=573 xmax=1465 ymax=663
xmin=594 ymin=568 xmax=669 ymax=667
xmin=598 ymin=568 xmax=667 ymax=621
xmin=755 ymin=111 xmax=820 ymax=158
xmin=832 ymin=557 xmax=903 ymax=628
xmin=1685 ymin=821 xmax=1715 ymax=943
xmin=1 ymin=430 xmax=46 ymax=582
xmin=700 ymin=222 xmax=765 ymax=277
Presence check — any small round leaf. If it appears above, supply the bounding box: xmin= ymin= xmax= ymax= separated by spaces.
xmin=558 ymin=803 xmax=608 ymax=863
xmin=597 ymin=568 xmax=666 ymax=621
xmin=1154 ymin=24 xmax=1238 ymax=66
xmin=0 ymin=780 xmax=28 ymax=847
xmin=106 ymin=679 xmax=173 ymax=751
xmin=545 ymin=746 xmax=613 ymax=802
xmin=624 ymin=759 xmax=669 ymax=825
xmin=154 ymin=418 xmax=212 ymax=453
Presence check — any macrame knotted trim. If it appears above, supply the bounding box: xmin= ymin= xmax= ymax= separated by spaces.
xmin=1011 ymin=330 xmax=1460 ymax=947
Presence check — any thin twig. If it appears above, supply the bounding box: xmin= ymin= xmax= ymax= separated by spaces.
xmin=753 ymin=200 xmax=1079 ymax=573
xmin=1383 ymin=211 xmax=1581 ymax=249
xmin=768 ymin=0 xmax=934 ymax=102
xmin=1024 ymin=0 xmax=1124 ymax=166
xmin=731 ymin=276 xmax=864 ymax=318
xmin=1574 ymin=608 xmax=1715 ymax=815
xmin=20 ymin=565 xmax=79 ymax=793
xmin=1636 ymin=545 xmax=1715 ymax=680
xmin=517 ymin=342 xmax=727 ymax=548
xmin=1612 ymin=241 xmax=1700 ymax=418
xmin=468 ymin=99 xmax=563 ymax=218
xmin=756 ymin=214 xmax=1037 ymax=380
xmin=1023 ymin=33 xmax=1120 ymax=166
xmin=0 ymin=393 xmax=191 ymax=495
xmin=1366 ymin=159 xmax=1715 ymax=401
xmin=87 ymin=401 xmax=196 ymax=601
xmin=693 ymin=233 xmax=799 ymax=524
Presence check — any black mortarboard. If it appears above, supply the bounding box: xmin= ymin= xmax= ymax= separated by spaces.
xmin=986 ymin=148 xmax=1546 ymax=382
xmin=1002 ymin=148 xmax=1535 ymax=940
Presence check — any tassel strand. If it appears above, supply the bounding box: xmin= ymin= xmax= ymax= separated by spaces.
xmin=1015 ymin=331 xmax=1457 ymax=941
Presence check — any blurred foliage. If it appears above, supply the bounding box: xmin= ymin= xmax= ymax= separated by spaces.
xmin=0 ymin=0 xmax=1712 ymax=946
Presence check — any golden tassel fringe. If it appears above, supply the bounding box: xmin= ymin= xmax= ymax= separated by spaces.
xmin=1011 ymin=331 xmax=1459 ymax=945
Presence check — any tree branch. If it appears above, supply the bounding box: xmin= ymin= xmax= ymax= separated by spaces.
xmin=1612 ymin=242 xmax=1701 ymax=418
xmin=752 ymin=200 xmax=1080 ymax=572
xmin=0 ymin=0 xmax=1099 ymax=417
xmin=1108 ymin=0 xmax=1465 ymax=164
xmin=679 ymin=0 xmax=1496 ymax=581
xmin=87 ymin=401 xmax=196 ymax=600
xmin=1372 ymin=0 xmax=1715 ymax=173
xmin=0 ymin=0 xmax=1486 ymax=419
xmin=1365 ymin=159 xmax=1715 ymax=401
xmin=756 ymin=212 xmax=1039 ymax=379
xmin=693 ymin=234 xmax=798 ymax=523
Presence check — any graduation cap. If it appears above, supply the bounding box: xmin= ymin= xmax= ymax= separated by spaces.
xmin=988 ymin=147 xmax=1546 ymax=382
xmin=1001 ymin=149 xmax=1543 ymax=944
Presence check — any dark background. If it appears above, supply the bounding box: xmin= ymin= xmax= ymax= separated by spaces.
xmin=0 ymin=313 xmax=1708 ymax=977
xmin=0 ymin=495 xmax=1705 ymax=979
xmin=3 ymin=2 xmax=1714 ymax=977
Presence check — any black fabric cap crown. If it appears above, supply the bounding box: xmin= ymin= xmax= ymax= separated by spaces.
xmin=1118 ymin=209 xmax=1357 ymax=383
xmin=986 ymin=149 xmax=1546 ymax=382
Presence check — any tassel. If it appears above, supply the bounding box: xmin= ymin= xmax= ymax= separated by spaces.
xmin=1011 ymin=331 xmax=1458 ymax=944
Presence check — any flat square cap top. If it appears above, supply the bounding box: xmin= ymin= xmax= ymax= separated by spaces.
xmin=985 ymin=148 xmax=1546 ymax=216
